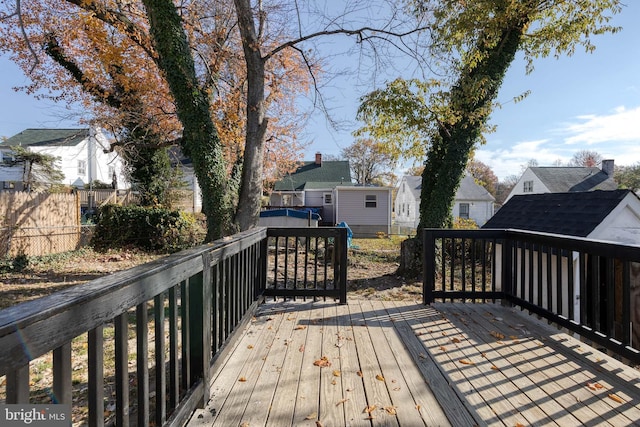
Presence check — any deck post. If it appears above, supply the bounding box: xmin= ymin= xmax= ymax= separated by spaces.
xmin=501 ymin=236 xmax=513 ymax=306
xmin=423 ymin=229 xmax=434 ymax=305
xmin=337 ymin=227 xmax=348 ymax=304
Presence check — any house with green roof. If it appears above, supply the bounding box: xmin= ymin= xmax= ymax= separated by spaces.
xmin=269 ymin=153 xmax=392 ymax=237
xmin=0 ymin=128 xmax=127 ymax=191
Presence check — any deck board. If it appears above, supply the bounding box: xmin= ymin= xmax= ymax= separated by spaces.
xmin=187 ymin=300 xmax=640 ymax=427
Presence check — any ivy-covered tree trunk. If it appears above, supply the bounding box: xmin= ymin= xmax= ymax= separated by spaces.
xmin=142 ymin=0 xmax=230 ymax=241
xmin=232 ymin=0 xmax=268 ymax=232
xmin=401 ymin=19 xmax=529 ymax=276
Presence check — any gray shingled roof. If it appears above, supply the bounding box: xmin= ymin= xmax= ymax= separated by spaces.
xmin=482 ymin=190 xmax=634 ymax=237
xmin=401 ymin=174 xmax=494 ymax=201
xmin=273 ymin=161 xmax=352 ymax=191
xmin=530 ymin=166 xmax=617 ymax=192
xmin=1 ymin=129 xmax=90 ymax=147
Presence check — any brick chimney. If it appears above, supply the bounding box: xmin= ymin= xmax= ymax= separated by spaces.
xmin=315 ymin=152 xmax=322 ymax=166
xmin=601 ymin=159 xmax=614 ymax=176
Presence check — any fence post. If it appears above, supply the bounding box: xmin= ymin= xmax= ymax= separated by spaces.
xmin=501 ymin=235 xmax=513 ymax=306
xmin=423 ymin=229 xmax=434 ymax=305
xmin=337 ymin=227 xmax=348 ymax=304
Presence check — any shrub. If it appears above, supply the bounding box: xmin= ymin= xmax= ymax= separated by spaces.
xmin=91 ymin=204 xmax=206 ymax=253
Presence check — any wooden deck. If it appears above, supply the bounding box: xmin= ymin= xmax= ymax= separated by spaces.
xmin=187 ymin=299 xmax=640 ymax=427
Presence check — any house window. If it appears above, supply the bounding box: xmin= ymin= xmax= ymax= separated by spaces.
xmin=523 ymin=180 xmax=533 ymax=193
xmin=324 ymin=193 xmax=333 ymax=205
xmin=402 ymin=203 xmax=405 ymax=214
xmin=365 ymin=194 xmax=377 ymax=208
xmin=3 ymin=181 xmax=15 ymax=189
xmin=282 ymin=194 xmax=292 ymax=206
xmin=402 ymin=183 xmax=405 ymax=193
xmin=459 ymin=203 xmax=470 ymax=219
xmin=78 ymin=160 xmax=87 ymax=176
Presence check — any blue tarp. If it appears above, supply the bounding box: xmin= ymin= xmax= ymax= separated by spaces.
xmin=337 ymin=221 xmax=353 ymax=248
xmin=260 ymin=208 xmax=321 ymax=221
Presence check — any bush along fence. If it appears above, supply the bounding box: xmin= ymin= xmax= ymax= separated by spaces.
xmin=0 ymin=226 xmax=348 ymax=427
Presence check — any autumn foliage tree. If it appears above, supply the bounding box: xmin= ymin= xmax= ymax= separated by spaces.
xmin=341 ymin=138 xmax=396 ymax=186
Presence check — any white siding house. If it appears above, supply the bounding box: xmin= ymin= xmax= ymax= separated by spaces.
xmin=0 ymin=128 xmax=127 ymax=190
xmin=395 ymin=174 xmax=495 ymax=231
xmin=334 ymin=186 xmax=393 ymax=237
xmin=505 ymin=160 xmax=617 ymax=202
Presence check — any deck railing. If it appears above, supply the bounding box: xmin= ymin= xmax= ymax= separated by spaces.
xmin=423 ymin=228 xmax=640 ymax=364
xmin=0 ymin=226 xmax=347 ymax=427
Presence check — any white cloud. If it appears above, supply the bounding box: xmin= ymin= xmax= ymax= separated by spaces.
xmin=480 ymin=105 xmax=640 ymax=180
xmin=560 ymin=106 xmax=640 ymax=145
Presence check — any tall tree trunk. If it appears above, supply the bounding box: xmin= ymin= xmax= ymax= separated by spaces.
xmin=233 ymin=0 xmax=268 ymax=231
xmin=142 ymin=0 xmax=229 ymax=241
xmin=401 ymin=17 xmax=530 ymax=277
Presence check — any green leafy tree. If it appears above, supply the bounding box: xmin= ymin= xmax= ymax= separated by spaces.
xmin=7 ymin=146 xmax=64 ymax=192
xmin=361 ymin=0 xmax=621 ymax=274
xmin=615 ymin=163 xmax=640 ymax=192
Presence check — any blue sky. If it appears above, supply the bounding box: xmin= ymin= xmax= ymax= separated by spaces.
xmin=1 ymin=2 xmax=639 ymax=180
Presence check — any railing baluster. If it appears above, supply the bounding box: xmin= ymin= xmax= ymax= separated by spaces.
xmin=53 ymin=342 xmax=72 ymax=404
xmin=88 ymin=326 xmax=104 ymax=427
xmin=180 ymin=280 xmax=190 ymax=392
xmin=168 ymin=286 xmax=179 ymax=409
xmin=115 ymin=312 xmax=130 ymax=427
xmin=6 ymin=364 xmax=29 ymax=403
xmin=623 ymin=261 xmax=632 ymax=347
xmin=136 ymin=303 xmax=149 ymax=427
xmin=154 ymin=293 xmax=167 ymax=426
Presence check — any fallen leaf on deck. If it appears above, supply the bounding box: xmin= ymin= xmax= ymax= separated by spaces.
xmin=336 ymin=398 xmax=349 ymax=406
xmin=363 ymin=405 xmax=376 ymax=413
xmin=415 ymin=331 xmax=423 ymax=336
xmin=299 ymin=345 xmax=305 ymax=352
xmin=608 ymin=394 xmax=624 ymax=403
xmin=459 ymin=359 xmax=474 ymax=365
xmin=515 ymin=423 xmax=524 ymax=427
xmin=331 ymin=379 xmax=337 ymax=385
xmin=376 ymin=374 xmax=385 ymax=381
xmin=305 ymin=412 xmax=317 ymax=420
xmin=509 ymin=335 xmax=518 ymax=340
xmin=357 ymin=370 xmax=363 ymax=377
xmin=238 ymin=377 xmax=247 ymax=382
xmin=333 ymin=370 xmax=341 ymax=377
xmin=491 ymin=365 xmax=499 ymax=371
xmin=295 ymin=325 xmax=307 ymax=330
xmin=451 ymin=337 xmax=461 ymax=343
xmin=247 ymin=344 xmax=254 ymax=349
xmin=490 ymin=331 xmax=505 ymax=340
xmin=313 ymin=356 xmax=331 ymax=367
xmin=439 ymin=346 xmax=447 ymax=352
xmin=385 ymin=406 xmax=397 ymax=415
xmin=441 ymin=331 xmax=447 ymax=336
xmin=586 ymin=382 xmax=604 ymax=391
xmin=416 ymin=404 xmax=421 ymax=411
xmin=316 ymin=422 xmax=323 ymax=427
xmin=240 ymin=423 xmax=249 ymax=427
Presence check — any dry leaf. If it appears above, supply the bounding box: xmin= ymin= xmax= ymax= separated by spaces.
xmin=509 ymin=335 xmax=518 ymax=340
xmin=247 ymin=344 xmax=254 ymax=349
xmin=316 ymin=422 xmax=324 ymax=427
xmin=376 ymin=374 xmax=385 ymax=381
xmin=331 ymin=379 xmax=337 ymax=385
xmin=385 ymin=406 xmax=397 ymax=415
xmin=363 ymin=405 xmax=376 ymax=413
xmin=336 ymin=398 xmax=349 ymax=406
xmin=459 ymin=359 xmax=474 ymax=365
xmin=240 ymin=423 xmax=249 ymax=427
xmin=295 ymin=325 xmax=307 ymax=330
xmin=451 ymin=337 xmax=461 ymax=343
xmin=416 ymin=404 xmax=421 ymax=411
xmin=313 ymin=356 xmax=331 ymax=367
xmin=586 ymin=382 xmax=604 ymax=391
xmin=491 ymin=365 xmax=499 ymax=371
xmin=305 ymin=412 xmax=317 ymax=420
xmin=608 ymin=394 xmax=624 ymax=404
xmin=441 ymin=331 xmax=447 ymax=336
xmin=490 ymin=331 xmax=505 ymax=340
xmin=332 ymin=370 xmax=341 ymax=377
xmin=515 ymin=423 xmax=525 ymax=427
xmin=439 ymin=346 xmax=447 ymax=352
xmin=356 ymin=370 xmax=363 ymax=377
xmin=238 ymin=377 xmax=247 ymax=382
xmin=299 ymin=345 xmax=305 ymax=352
xmin=415 ymin=331 xmax=423 ymax=336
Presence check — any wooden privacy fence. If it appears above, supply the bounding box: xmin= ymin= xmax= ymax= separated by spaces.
xmin=423 ymin=228 xmax=640 ymax=364
xmin=0 ymin=226 xmax=348 ymax=427
xmin=0 ymin=192 xmax=85 ymax=257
